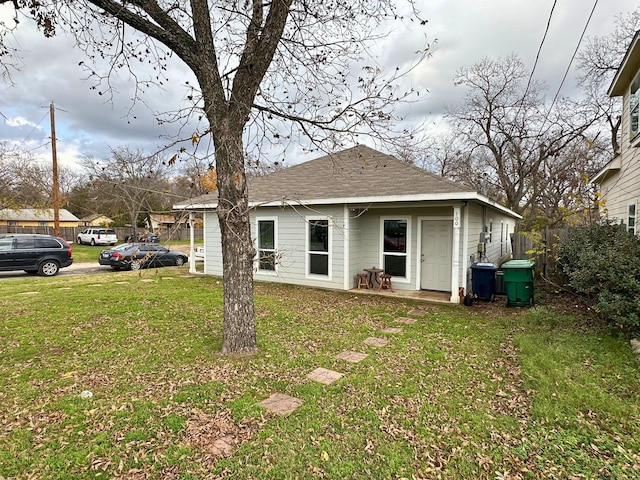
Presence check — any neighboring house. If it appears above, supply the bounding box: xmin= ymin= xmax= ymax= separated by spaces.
xmin=78 ymin=214 xmax=114 ymax=227
xmin=174 ymin=145 xmax=520 ymax=303
xmin=146 ymin=214 xmax=178 ymax=232
xmin=0 ymin=209 xmax=80 ymax=228
xmin=591 ymin=30 xmax=640 ymax=232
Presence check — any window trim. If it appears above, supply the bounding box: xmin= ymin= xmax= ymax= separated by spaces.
xmin=305 ymin=216 xmax=332 ymax=280
xmin=255 ymin=216 xmax=278 ymax=275
xmin=630 ymin=70 xmax=640 ymax=143
xmin=380 ymin=216 xmax=410 ymax=282
xmin=628 ymin=202 xmax=637 ymax=235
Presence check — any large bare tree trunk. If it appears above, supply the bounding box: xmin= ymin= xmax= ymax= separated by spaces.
xmin=214 ymin=128 xmax=257 ymax=354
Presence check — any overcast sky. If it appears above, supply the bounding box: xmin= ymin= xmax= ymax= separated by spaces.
xmin=0 ymin=0 xmax=638 ymax=169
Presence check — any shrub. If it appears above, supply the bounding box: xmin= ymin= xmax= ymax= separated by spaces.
xmin=557 ymin=222 xmax=640 ymax=333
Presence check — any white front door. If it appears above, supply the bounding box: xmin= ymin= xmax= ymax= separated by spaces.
xmin=421 ymin=220 xmax=453 ymax=291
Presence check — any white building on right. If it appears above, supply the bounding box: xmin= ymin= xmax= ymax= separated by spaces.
xmin=591 ymin=30 xmax=640 ymax=233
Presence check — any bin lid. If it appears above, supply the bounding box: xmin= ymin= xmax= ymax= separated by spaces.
xmin=501 ymin=260 xmax=535 ymax=269
xmin=471 ymin=262 xmax=497 ymax=270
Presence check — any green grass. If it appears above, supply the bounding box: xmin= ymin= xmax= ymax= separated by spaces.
xmin=0 ymin=272 xmax=639 ymax=479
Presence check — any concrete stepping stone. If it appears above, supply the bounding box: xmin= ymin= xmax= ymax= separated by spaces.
xmin=307 ymin=367 xmax=344 ymax=385
xmin=259 ymin=393 xmax=302 ymax=414
xmin=408 ymin=308 xmax=435 ymax=316
xmin=395 ymin=317 xmax=417 ymax=325
xmin=380 ymin=327 xmax=402 ymax=334
xmin=336 ymin=351 xmax=368 ymax=363
xmin=364 ymin=337 xmax=389 ymax=347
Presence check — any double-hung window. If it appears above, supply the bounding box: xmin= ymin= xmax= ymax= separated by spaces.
xmin=628 ymin=203 xmax=636 ymax=235
xmin=631 ymin=72 xmax=640 ymax=142
xmin=308 ymin=219 xmax=329 ymax=276
xmin=257 ymin=219 xmax=276 ymax=272
xmin=382 ymin=218 xmax=407 ymax=277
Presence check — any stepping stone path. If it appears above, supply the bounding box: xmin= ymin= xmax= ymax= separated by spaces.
xmin=259 ymin=393 xmax=303 ymax=415
xmin=395 ymin=317 xmax=417 ymax=325
xmin=307 ymin=367 xmax=343 ymax=385
xmin=364 ymin=337 xmax=389 ymax=347
xmin=380 ymin=327 xmax=402 ymax=334
xmin=259 ymin=308 xmax=428 ymax=415
xmin=336 ymin=350 xmax=368 ymax=363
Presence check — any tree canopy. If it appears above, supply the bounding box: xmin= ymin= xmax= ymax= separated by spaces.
xmin=1 ymin=0 xmax=429 ymax=354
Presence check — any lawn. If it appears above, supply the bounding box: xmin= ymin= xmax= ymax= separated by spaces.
xmin=0 ymin=270 xmax=639 ymax=479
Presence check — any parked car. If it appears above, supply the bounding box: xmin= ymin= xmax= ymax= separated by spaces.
xmin=0 ymin=234 xmax=73 ymax=276
xmin=98 ymin=243 xmax=132 ymax=267
xmin=124 ymin=232 xmax=160 ymax=243
xmin=195 ymin=246 xmax=205 ymax=259
xmin=77 ymin=228 xmax=118 ymax=246
xmin=99 ymin=243 xmax=188 ymax=270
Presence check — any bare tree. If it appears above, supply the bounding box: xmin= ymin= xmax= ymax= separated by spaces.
xmin=83 ymin=147 xmax=168 ymax=234
xmin=0 ymin=0 xmax=428 ymax=354
xmin=446 ymin=55 xmax=601 ymax=227
xmin=0 ymin=145 xmax=83 ymax=210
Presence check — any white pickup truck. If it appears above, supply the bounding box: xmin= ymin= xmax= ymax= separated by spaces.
xmin=77 ymin=228 xmax=118 ymax=246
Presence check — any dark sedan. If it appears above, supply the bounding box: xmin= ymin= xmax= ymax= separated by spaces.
xmin=99 ymin=243 xmax=188 ymax=270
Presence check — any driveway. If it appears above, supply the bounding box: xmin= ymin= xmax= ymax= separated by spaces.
xmin=0 ymin=262 xmax=109 ymax=279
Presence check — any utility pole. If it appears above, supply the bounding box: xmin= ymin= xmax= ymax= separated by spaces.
xmin=50 ymin=102 xmax=60 ymax=237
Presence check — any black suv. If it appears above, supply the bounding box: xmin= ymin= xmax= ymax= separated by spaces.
xmin=0 ymin=234 xmax=73 ymax=276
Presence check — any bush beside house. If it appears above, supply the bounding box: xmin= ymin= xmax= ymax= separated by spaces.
xmin=557 ymin=222 xmax=640 ymax=333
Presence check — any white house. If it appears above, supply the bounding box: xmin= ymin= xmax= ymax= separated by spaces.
xmin=174 ymin=145 xmax=521 ymax=303
xmin=591 ymin=30 xmax=640 ymax=231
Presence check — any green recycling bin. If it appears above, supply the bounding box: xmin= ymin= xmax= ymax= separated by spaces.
xmin=501 ymin=260 xmax=535 ymax=307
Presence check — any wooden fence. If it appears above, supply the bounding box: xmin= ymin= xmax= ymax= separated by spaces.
xmin=512 ymin=228 xmax=568 ymax=277
xmin=0 ymin=226 xmax=204 ymax=243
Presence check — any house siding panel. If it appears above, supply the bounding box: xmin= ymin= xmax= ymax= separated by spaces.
xmin=251 ymin=206 xmax=346 ymax=290
xmin=601 ymin=92 xmax=640 ymax=224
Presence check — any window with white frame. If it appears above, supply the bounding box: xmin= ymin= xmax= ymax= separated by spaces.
xmin=308 ymin=219 xmax=329 ymax=276
xmin=631 ymin=72 xmax=640 ymax=141
xmin=488 ymin=220 xmax=493 ymax=243
xmin=382 ymin=218 xmax=407 ymax=277
xmin=257 ymin=219 xmax=276 ymax=271
xmin=628 ymin=203 xmax=637 ymax=235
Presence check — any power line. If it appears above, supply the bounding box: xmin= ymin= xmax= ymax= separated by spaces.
xmin=523 ymin=0 xmax=558 ymax=98
xmin=536 ymin=0 xmax=599 ymax=139
xmin=547 ymin=0 xmax=599 ymax=112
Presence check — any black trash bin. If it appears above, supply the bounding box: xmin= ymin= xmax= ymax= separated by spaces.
xmin=470 ymin=262 xmax=498 ymax=302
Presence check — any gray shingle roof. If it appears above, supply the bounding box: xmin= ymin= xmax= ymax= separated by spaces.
xmin=0 ymin=208 xmax=80 ymax=222
xmin=171 ymin=145 xmax=530 ymax=222
xmin=247 ymin=145 xmax=471 ymax=203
